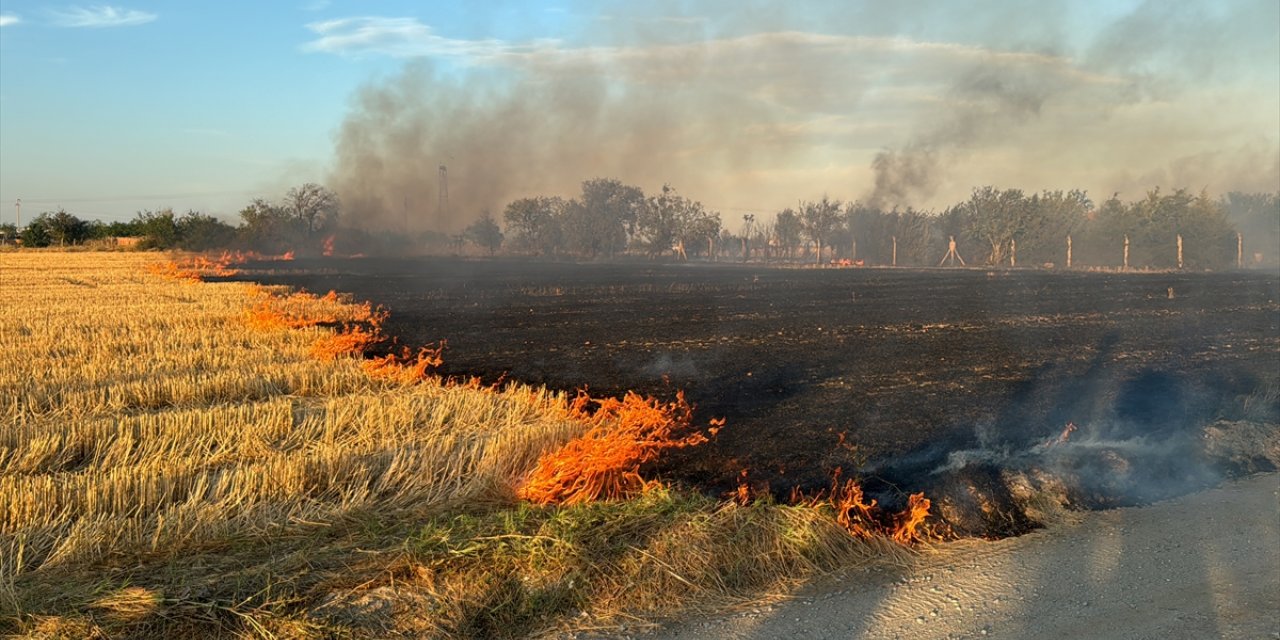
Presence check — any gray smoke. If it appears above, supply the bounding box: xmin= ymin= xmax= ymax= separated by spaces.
xmin=329 ymin=52 xmax=795 ymax=232
xmin=862 ymin=0 xmax=1278 ymax=209
xmin=326 ymin=1 xmax=1279 ymax=228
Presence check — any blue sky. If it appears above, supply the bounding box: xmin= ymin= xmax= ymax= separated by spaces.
xmin=1 ymin=1 xmax=1277 ymax=228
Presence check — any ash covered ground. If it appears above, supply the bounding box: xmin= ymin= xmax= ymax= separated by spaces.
xmin=236 ymin=258 xmax=1280 ymax=535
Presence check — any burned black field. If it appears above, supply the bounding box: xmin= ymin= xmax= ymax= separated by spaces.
xmin=238 ymin=258 xmax=1280 ymax=534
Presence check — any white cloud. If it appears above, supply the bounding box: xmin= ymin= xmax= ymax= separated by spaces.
xmin=50 ymin=5 xmax=157 ymax=28
xmin=303 ymin=17 xmax=520 ymax=59
xmin=0 ymin=14 xmax=20 ymax=27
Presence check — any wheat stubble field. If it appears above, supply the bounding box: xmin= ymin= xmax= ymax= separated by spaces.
xmin=1 ymin=251 xmax=926 ymax=639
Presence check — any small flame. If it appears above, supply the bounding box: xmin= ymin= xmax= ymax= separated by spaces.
xmin=362 ymin=344 xmax=445 ymax=383
xmin=1045 ymin=421 xmax=1077 ymax=448
xmin=793 ymin=468 xmax=940 ymax=545
xmin=323 ymin=235 xmax=336 ymax=257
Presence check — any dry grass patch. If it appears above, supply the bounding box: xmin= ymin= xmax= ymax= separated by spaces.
xmin=1 ymin=252 xmax=919 ymax=639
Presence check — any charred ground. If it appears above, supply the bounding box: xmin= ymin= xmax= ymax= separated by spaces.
xmin=235 ymin=259 xmax=1280 ymax=534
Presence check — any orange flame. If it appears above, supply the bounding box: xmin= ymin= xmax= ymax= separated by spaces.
xmin=793 ymin=468 xmax=940 ymax=545
xmin=517 ymin=390 xmax=718 ymax=505
xmin=362 ymin=344 xmax=445 ymax=384
xmin=891 ymin=493 xmax=933 ymax=545
xmin=323 ymin=235 xmax=336 ymax=257
xmin=309 ymin=324 xmax=380 ymax=360
xmin=1052 ymin=422 xmax=1077 ymax=446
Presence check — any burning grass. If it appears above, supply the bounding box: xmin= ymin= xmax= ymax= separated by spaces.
xmin=1 ymin=251 xmax=932 ymax=639
xmin=790 ymin=470 xmax=942 ymax=545
xmin=518 ymin=391 xmax=720 ymax=505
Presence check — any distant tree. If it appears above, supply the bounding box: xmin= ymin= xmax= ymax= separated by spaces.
xmin=103 ymin=219 xmax=144 ymax=238
xmin=503 ymin=196 xmax=564 ymax=256
xmin=773 ymin=208 xmax=802 ymax=260
xmin=1017 ymin=190 xmax=1091 ymax=265
xmin=43 ymin=209 xmax=90 ymax=246
xmin=963 ymin=186 xmax=1030 ymax=265
xmin=800 ymin=197 xmax=843 ymax=263
xmin=636 ymin=185 xmax=684 ymax=257
xmin=238 ymin=198 xmax=302 ymax=252
xmin=132 ymin=209 xmax=180 ymax=249
xmin=679 ymin=205 xmax=721 ymax=259
xmin=565 ymin=178 xmax=645 ymax=258
xmin=20 ymin=214 xmax=52 ymax=247
xmin=284 ymin=183 xmax=339 ymax=234
xmin=891 ymin=207 xmax=937 ymax=266
xmin=463 ymin=212 xmax=504 ymax=255
xmin=751 ymin=221 xmax=774 ymax=261
xmin=0 ymin=222 xmax=16 ymax=245
xmin=176 ymin=211 xmax=237 ymax=250
xmin=636 ymin=184 xmax=718 ymax=259
xmin=1221 ymin=191 xmax=1279 ymax=266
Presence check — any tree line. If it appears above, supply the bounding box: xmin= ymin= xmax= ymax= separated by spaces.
xmin=4 ymin=178 xmax=1276 ymax=270
xmin=2 ymin=184 xmax=339 ymax=252
xmin=501 ymin=182 xmax=1277 ymax=270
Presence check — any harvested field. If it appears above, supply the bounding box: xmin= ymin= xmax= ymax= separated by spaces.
xmin=240 ymin=257 xmax=1280 ymax=530
xmin=1 ymin=251 xmax=934 ymax=639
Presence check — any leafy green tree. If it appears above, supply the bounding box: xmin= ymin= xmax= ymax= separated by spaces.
xmin=463 ymin=212 xmax=504 ymax=255
xmin=773 ymin=208 xmax=802 ymax=260
xmin=176 ymin=211 xmax=237 ymax=250
xmin=238 ymin=198 xmax=304 ymax=252
xmin=503 ymin=196 xmax=564 ymax=256
xmin=564 ymin=178 xmax=645 ymax=258
xmin=1017 ymin=190 xmax=1091 ymax=265
xmin=962 ymin=187 xmax=1031 ymax=265
xmin=636 ymin=185 xmax=684 ymax=257
xmin=20 ymin=214 xmax=52 ymax=247
xmin=132 ymin=209 xmax=180 ymax=249
xmin=800 ymin=197 xmax=842 ymax=263
xmin=41 ymin=209 xmax=90 ymax=246
xmin=636 ymin=185 xmax=719 ymax=259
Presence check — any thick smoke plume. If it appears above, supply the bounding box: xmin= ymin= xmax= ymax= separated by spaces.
xmin=329 ymin=58 xmax=791 ymax=232
xmin=326 ymin=1 xmax=1279 ymax=228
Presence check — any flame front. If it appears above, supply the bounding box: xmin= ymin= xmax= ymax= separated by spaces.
xmin=517 ymin=390 xmax=717 ymax=505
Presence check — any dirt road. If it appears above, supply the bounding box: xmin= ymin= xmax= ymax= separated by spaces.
xmin=650 ymin=473 xmax=1280 ymax=640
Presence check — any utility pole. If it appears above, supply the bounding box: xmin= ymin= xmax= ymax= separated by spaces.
xmin=1066 ymin=235 xmax=1072 ymax=269
xmin=437 ymin=165 xmax=449 ymax=221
